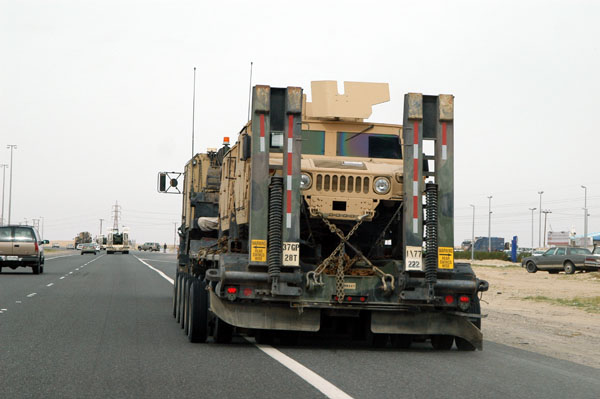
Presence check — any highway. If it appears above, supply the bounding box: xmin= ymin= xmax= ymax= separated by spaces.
xmin=1 ymin=251 xmax=598 ymax=399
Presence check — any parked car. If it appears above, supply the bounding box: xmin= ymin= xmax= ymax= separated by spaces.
xmin=51 ymin=243 xmax=60 ymax=248
xmin=521 ymin=246 xmax=596 ymax=274
xmin=0 ymin=225 xmax=49 ymax=274
xmin=532 ymin=250 xmax=545 ymax=256
xmin=80 ymin=243 xmax=97 ymax=255
xmin=76 ymin=243 xmax=83 ymax=250
xmin=67 ymin=243 xmax=75 ymax=250
xmin=138 ymin=242 xmax=161 ymax=252
xmin=94 ymin=243 xmax=101 ymax=251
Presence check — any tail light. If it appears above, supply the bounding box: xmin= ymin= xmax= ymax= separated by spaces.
xmin=444 ymin=295 xmax=454 ymax=304
xmin=34 ymin=241 xmax=39 ymax=253
xmin=226 ymin=286 xmax=238 ymax=295
xmin=458 ymin=295 xmax=471 ymax=311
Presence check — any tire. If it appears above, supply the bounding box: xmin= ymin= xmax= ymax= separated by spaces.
xmin=455 ymin=295 xmax=481 ymax=351
xmin=367 ymin=331 xmax=389 ymax=348
xmin=391 ymin=334 xmax=413 ymax=349
xmin=176 ymin=274 xmax=184 ymax=323
xmin=172 ymin=272 xmax=179 ymax=318
xmin=40 ymin=265 xmax=44 ymax=274
xmin=254 ymin=329 xmax=274 ymax=345
xmin=213 ymin=317 xmax=233 ymax=344
xmin=32 ymin=262 xmax=40 ymax=275
xmin=278 ymin=331 xmax=300 ymax=346
xmin=431 ymin=335 xmax=454 ymax=350
xmin=0 ymin=266 xmax=3 ymax=273
xmin=180 ymin=275 xmax=189 ymax=329
xmin=187 ymin=280 xmax=209 ymax=343
xmin=564 ymin=261 xmax=575 ymax=275
xmin=526 ymin=261 xmax=537 ymax=273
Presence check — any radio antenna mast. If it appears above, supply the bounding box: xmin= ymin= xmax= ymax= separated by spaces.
xmin=247 ymin=61 xmax=253 ymax=121
xmin=191 ymin=66 xmax=197 ymax=159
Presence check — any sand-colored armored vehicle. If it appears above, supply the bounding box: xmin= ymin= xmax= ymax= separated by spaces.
xmin=159 ymin=81 xmax=488 ymax=349
xmin=107 ymin=228 xmax=130 ymax=254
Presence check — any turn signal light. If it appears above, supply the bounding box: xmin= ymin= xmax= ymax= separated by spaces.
xmin=444 ymin=295 xmax=454 ymax=304
xmin=226 ymin=287 xmax=238 ymax=295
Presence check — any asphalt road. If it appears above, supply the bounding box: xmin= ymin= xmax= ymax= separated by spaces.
xmin=1 ymin=251 xmax=598 ymax=399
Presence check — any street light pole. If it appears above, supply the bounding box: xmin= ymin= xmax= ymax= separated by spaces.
xmin=529 ymin=207 xmax=536 ymax=253
xmin=537 ymin=191 xmax=544 ymax=249
xmin=581 ymin=185 xmax=588 ymax=249
xmin=470 ymin=205 xmax=475 ymax=260
xmin=0 ymin=164 xmax=7 ymax=226
xmin=173 ymin=222 xmax=177 ymax=253
xmin=542 ymin=210 xmax=552 ymax=247
xmin=7 ymin=145 xmax=17 ymax=225
xmin=99 ymin=218 xmax=104 ymax=237
xmin=487 ymin=196 xmax=493 ymax=252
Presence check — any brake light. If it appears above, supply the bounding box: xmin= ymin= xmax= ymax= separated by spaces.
xmin=444 ymin=295 xmax=454 ymax=304
xmin=226 ymin=287 xmax=238 ymax=295
xmin=459 ymin=295 xmax=470 ymax=303
xmin=34 ymin=241 xmax=39 ymax=253
xmin=243 ymin=288 xmax=253 ymax=297
xmin=360 ymin=296 xmax=366 ymax=302
xmin=347 ymin=296 xmax=353 ymax=302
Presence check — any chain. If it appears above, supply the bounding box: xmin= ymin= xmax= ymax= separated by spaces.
xmin=335 ymin=245 xmax=346 ymax=302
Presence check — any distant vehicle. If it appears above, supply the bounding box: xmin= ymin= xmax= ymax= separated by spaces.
xmin=67 ymin=243 xmax=75 ymax=250
xmin=52 ymin=243 xmax=60 ymax=248
xmin=80 ymin=243 xmax=97 ymax=255
xmin=472 ymin=237 xmax=505 ymax=252
xmin=76 ymin=244 xmax=83 ymax=250
xmin=107 ymin=228 xmax=130 ymax=254
xmin=94 ymin=243 xmax=101 ymax=251
xmin=138 ymin=242 xmax=161 ymax=252
xmin=521 ymin=246 xmax=596 ymax=274
xmin=0 ymin=225 xmax=49 ymax=274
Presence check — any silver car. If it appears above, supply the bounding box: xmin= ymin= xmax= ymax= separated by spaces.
xmin=521 ymin=246 xmax=597 ymax=274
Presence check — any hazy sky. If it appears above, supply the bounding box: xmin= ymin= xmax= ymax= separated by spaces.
xmin=1 ymin=0 xmax=599 ymax=247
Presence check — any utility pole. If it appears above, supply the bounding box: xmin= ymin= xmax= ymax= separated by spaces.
xmin=7 ymin=145 xmax=17 ymax=225
xmin=0 ymin=164 xmax=7 ymax=226
xmin=32 ymin=218 xmax=39 ymax=231
xmin=99 ymin=218 xmax=104 ymax=237
xmin=470 ymin=204 xmax=475 ymax=260
xmin=487 ymin=196 xmax=493 ymax=252
xmin=529 ymin=207 xmax=536 ymax=253
xmin=40 ymin=216 xmax=44 ymax=239
xmin=537 ymin=191 xmax=544 ymax=248
xmin=542 ymin=210 xmax=552 ymax=248
xmin=173 ymin=222 xmax=177 ymax=253
xmin=581 ymin=185 xmax=588 ymax=249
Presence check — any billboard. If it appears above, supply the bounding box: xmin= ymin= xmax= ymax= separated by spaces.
xmin=548 ymin=231 xmax=570 ymax=246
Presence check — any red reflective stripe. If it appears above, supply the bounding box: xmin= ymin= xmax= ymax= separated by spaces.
xmin=413 ymin=121 xmax=419 ymax=144
xmin=413 ymin=196 xmax=418 ymax=218
xmin=442 ymin=122 xmax=447 ymax=145
xmin=413 ymin=159 xmax=418 ymax=181
xmin=287 ymin=190 xmax=292 ymax=213
xmin=288 ymin=115 xmax=294 ymax=138
xmin=287 ymin=153 xmax=293 ymax=175
xmin=259 ymin=114 xmax=265 ymax=138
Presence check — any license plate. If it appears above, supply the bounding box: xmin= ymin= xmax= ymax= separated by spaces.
xmin=7 ymin=256 xmax=19 ymax=261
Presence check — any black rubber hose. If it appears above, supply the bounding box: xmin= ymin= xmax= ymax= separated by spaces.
xmin=425 ymin=183 xmax=438 ymax=284
xmin=268 ymin=177 xmax=283 ymax=278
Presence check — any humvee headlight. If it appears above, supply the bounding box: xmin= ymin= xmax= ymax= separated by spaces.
xmin=374 ymin=177 xmax=391 ymax=194
xmin=300 ymin=173 xmax=312 ymax=190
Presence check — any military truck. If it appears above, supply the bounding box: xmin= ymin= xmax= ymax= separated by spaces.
xmin=159 ymin=81 xmax=488 ymax=350
xmin=106 ymin=228 xmax=130 ymax=254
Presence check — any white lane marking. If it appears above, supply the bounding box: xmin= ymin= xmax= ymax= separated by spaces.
xmin=60 ymin=276 xmax=65 ymax=279
xmin=15 ymin=301 xmax=21 ymax=303
xmin=134 ymin=256 xmax=174 ymax=284
xmin=46 ymin=254 xmax=76 ymax=260
xmin=1 ymin=308 xmax=6 ymax=311
xmin=135 ymin=254 xmax=352 ymax=399
xmin=27 ymin=293 xmax=37 ymax=297
xmin=69 ymin=272 xmax=73 ymax=274
xmin=138 ymin=258 xmax=176 ymax=263
xmin=251 ymin=339 xmax=353 ymax=399
xmin=47 ymin=283 xmax=54 ymax=287
xmin=75 ymin=268 xmax=80 ymax=270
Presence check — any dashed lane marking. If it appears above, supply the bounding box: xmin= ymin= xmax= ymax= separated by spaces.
xmin=60 ymin=276 xmax=65 ymax=279
xmin=27 ymin=293 xmax=37 ymax=297
xmin=46 ymin=254 xmax=76 ymax=260
xmin=138 ymin=258 xmax=176 ymax=263
xmin=134 ymin=255 xmax=353 ymax=399
xmin=47 ymin=283 xmax=54 ymax=287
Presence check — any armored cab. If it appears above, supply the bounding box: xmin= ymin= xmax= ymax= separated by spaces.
xmin=161 ymin=81 xmax=488 ymax=349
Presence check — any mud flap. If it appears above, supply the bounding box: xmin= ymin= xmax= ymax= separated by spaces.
xmin=209 ymin=291 xmax=320 ymax=332
xmin=371 ymin=311 xmax=483 ymax=350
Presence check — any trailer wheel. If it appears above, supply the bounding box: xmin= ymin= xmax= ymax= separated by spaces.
xmin=187 ymin=280 xmax=208 ymax=343
xmin=254 ymin=329 xmax=274 ymax=345
xmin=180 ymin=276 xmax=190 ymax=329
xmin=391 ymin=334 xmax=413 ymax=349
xmin=176 ymin=274 xmax=185 ymax=323
xmin=172 ymin=272 xmax=179 ymax=318
xmin=431 ymin=335 xmax=454 ymax=350
xmin=213 ymin=317 xmax=233 ymax=344
xmin=455 ymin=296 xmax=481 ymax=351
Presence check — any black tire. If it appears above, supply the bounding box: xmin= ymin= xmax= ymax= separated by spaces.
xmin=180 ymin=276 xmax=189 ymax=329
xmin=278 ymin=331 xmax=300 ymax=346
xmin=367 ymin=331 xmax=389 ymax=348
xmin=40 ymin=265 xmax=44 ymax=274
xmin=455 ymin=295 xmax=481 ymax=351
xmin=0 ymin=266 xmax=3 ymax=273
xmin=213 ymin=317 xmax=233 ymax=344
xmin=172 ymin=272 xmax=179 ymax=318
xmin=526 ymin=261 xmax=537 ymax=273
xmin=391 ymin=334 xmax=413 ymax=349
xmin=187 ymin=280 xmax=209 ymax=343
xmin=431 ymin=335 xmax=454 ymax=350
xmin=176 ymin=274 xmax=184 ymax=323
xmin=32 ymin=262 xmax=40 ymax=275
xmin=564 ymin=261 xmax=575 ymax=275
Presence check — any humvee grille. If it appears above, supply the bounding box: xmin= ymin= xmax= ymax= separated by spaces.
xmin=315 ymin=174 xmax=370 ymax=194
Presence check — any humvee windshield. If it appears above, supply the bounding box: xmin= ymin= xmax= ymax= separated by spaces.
xmin=113 ymin=234 xmax=123 ymax=245
xmin=337 ymin=132 xmax=401 ymax=159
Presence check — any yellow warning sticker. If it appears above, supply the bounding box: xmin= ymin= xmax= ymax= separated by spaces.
xmin=250 ymin=240 xmax=267 ymax=262
xmin=438 ymin=247 xmax=454 ymax=269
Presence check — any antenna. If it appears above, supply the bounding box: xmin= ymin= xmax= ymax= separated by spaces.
xmin=247 ymin=61 xmax=253 ymax=121
xmin=191 ymin=66 xmax=197 ymax=158
xmin=112 ymin=201 xmax=121 ymax=232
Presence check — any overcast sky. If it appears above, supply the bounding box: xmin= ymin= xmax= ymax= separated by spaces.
xmin=1 ymin=0 xmax=599 ymax=247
